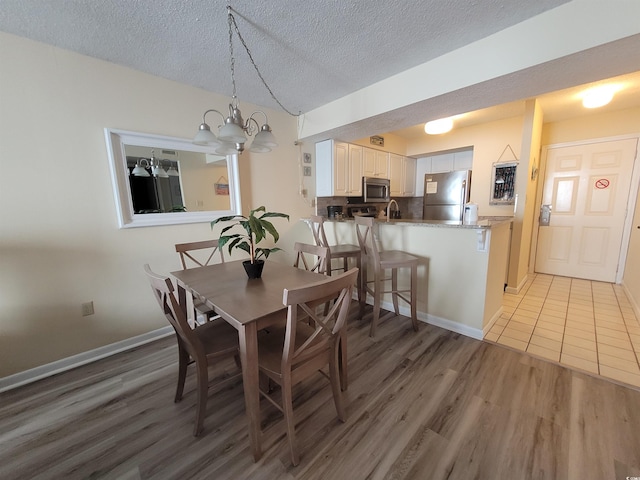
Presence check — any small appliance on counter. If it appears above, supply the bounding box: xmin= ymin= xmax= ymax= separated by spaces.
xmin=423 ymin=170 xmax=472 ymax=221
xmin=463 ymin=202 xmax=478 ymax=224
xmin=348 ymin=206 xmax=378 ymax=217
xmin=327 ymin=205 xmax=343 ymax=219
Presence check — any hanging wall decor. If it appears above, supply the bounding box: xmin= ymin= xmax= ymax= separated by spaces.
xmin=490 ymin=145 xmax=518 ymax=205
xmin=214 ymin=176 xmax=229 ymax=195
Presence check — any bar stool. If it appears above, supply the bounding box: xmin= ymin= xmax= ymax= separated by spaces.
xmin=354 ymin=216 xmax=419 ymax=337
xmin=309 ymin=215 xmax=361 ymax=302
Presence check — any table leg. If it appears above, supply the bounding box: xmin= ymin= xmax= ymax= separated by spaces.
xmin=238 ymin=322 xmax=262 ymax=461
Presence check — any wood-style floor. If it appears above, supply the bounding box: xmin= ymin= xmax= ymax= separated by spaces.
xmin=2 ymin=305 xmax=640 ymax=479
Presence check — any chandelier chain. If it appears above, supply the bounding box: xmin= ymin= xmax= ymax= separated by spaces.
xmin=227 ymin=8 xmax=299 ymax=117
xmin=227 ymin=10 xmax=237 ymax=102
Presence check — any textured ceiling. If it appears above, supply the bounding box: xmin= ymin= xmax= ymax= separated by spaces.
xmin=0 ymin=0 xmax=571 ymax=114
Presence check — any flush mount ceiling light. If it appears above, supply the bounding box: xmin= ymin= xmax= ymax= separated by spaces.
xmin=424 ymin=117 xmax=454 ymax=135
xmin=582 ymin=85 xmax=617 ymax=109
xmin=193 ymin=6 xmax=298 ymax=155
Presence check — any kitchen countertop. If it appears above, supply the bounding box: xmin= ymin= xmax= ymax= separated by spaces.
xmin=320 ymin=216 xmax=513 ymax=229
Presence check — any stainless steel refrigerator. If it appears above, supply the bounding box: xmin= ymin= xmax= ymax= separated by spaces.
xmin=422 ymin=170 xmax=472 ymax=221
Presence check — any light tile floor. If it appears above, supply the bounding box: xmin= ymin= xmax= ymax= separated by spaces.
xmin=486 ymin=273 xmax=640 ymax=388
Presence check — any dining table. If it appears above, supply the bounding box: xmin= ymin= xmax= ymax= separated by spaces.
xmin=171 ymin=259 xmax=329 ymax=461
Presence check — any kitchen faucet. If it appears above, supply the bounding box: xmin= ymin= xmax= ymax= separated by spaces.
xmin=386 ymin=199 xmax=399 ymax=222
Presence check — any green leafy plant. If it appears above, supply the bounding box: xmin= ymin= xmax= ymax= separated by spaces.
xmin=211 ymin=206 xmax=290 ymax=264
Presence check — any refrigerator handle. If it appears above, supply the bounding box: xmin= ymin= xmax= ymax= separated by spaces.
xmin=459 ymin=180 xmax=466 ymax=221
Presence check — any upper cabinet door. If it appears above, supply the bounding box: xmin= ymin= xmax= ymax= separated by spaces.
xmin=375 ymin=150 xmax=389 ymax=178
xmin=363 ymin=147 xmax=389 ymax=178
xmin=403 ymin=157 xmax=417 ymax=196
xmin=333 ymin=142 xmax=349 ymax=196
xmin=363 ymin=147 xmax=376 ymax=177
xmin=389 ymin=153 xmax=403 ymax=196
xmin=348 ymin=144 xmax=363 ymax=195
xmin=431 ymin=153 xmax=455 ymax=173
xmin=390 ymin=154 xmax=417 ymax=197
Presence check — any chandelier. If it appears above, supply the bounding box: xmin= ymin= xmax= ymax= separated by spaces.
xmin=193 ymin=6 xmax=296 ymax=154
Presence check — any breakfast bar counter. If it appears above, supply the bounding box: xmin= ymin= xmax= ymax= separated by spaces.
xmin=308 ymin=216 xmax=513 ymax=339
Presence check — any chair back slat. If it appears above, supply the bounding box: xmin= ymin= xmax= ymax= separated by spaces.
xmin=175 ymin=240 xmax=224 ymax=269
xmin=354 ymin=216 xmax=380 ymax=265
xmin=309 ymin=215 xmax=330 ymax=249
xmin=293 ymin=242 xmax=329 ymax=275
xmin=281 ymin=268 xmax=357 ymax=368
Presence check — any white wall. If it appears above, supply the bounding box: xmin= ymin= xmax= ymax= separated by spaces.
xmin=0 ymin=32 xmax=311 ymax=377
xmin=624 ymin=191 xmax=640 ymax=314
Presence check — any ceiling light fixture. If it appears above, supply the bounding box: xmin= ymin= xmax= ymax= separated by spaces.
xmin=193 ymin=6 xmax=297 ymax=155
xmin=582 ymin=85 xmax=616 ymax=109
xmin=424 ymin=117 xmax=454 ymax=135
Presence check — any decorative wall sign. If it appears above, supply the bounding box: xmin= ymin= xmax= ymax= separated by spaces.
xmin=370 ymin=135 xmax=384 ymax=146
xmin=214 ymin=176 xmax=229 ymax=195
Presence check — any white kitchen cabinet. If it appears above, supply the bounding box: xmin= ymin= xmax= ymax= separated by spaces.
xmin=415 ymin=157 xmax=430 ymax=196
xmin=347 ymin=144 xmax=363 ymax=195
xmin=403 ymin=156 xmax=417 ymax=196
xmin=389 ymin=153 xmax=417 ymax=197
xmin=431 ymin=153 xmax=455 ymax=173
xmin=363 ymin=147 xmax=389 ymax=178
xmin=453 ymin=149 xmax=473 ymax=171
xmin=315 ymin=140 xmax=362 ymax=196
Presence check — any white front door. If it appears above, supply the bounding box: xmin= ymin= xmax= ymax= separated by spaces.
xmin=535 ymin=138 xmax=638 ymax=282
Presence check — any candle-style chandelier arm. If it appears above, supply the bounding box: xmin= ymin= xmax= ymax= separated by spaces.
xmin=202 ymin=109 xmax=226 ymax=127
xmin=245 ymin=110 xmax=269 ymax=135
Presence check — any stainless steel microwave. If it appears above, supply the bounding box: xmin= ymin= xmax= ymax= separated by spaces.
xmin=363 ymin=177 xmax=390 ymax=203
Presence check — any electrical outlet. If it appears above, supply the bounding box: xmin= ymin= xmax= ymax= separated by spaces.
xmin=82 ymin=301 xmax=94 ymax=316
xmin=301 ymin=188 xmax=307 ymax=197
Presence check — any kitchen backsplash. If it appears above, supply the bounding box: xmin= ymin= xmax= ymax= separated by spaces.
xmin=316 ymin=196 xmax=423 ymax=219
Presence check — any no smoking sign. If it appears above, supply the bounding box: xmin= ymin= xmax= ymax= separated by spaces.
xmin=595 ymin=178 xmax=610 ymax=189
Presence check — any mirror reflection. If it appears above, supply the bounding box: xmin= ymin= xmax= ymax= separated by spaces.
xmin=124 ymin=146 xmax=231 ymax=214
xmin=105 ymin=129 xmax=241 ymax=228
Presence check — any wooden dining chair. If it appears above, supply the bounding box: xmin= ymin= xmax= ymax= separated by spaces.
xmin=143 ymin=264 xmax=240 ymax=437
xmin=175 ymin=239 xmax=225 ymax=269
xmin=293 ymin=241 xmax=329 ymax=274
xmin=257 ymin=268 xmax=358 ymax=466
xmin=175 ymin=240 xmax=225 ymax=325
xmin=354 ymin=215 xmax=419 ymax=337
xmin=293 ymin=241 xmax=351 ymax=389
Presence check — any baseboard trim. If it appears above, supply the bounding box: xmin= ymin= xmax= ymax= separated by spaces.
xmin=0 ymin=326 xmax=173 ymax=393
xmin=374 ymin=298 xmax=484 ymax=340
xmin=620 ymin=281 xmax=640 ymax=322
xmin=483 ymin=307 xmax=504 ymax=337
xmin=505 ymin=274 xmax=529 ymax=295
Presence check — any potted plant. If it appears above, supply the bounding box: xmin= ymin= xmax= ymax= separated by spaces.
xmin=211 ymin=206 xmax=290 ymax=278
